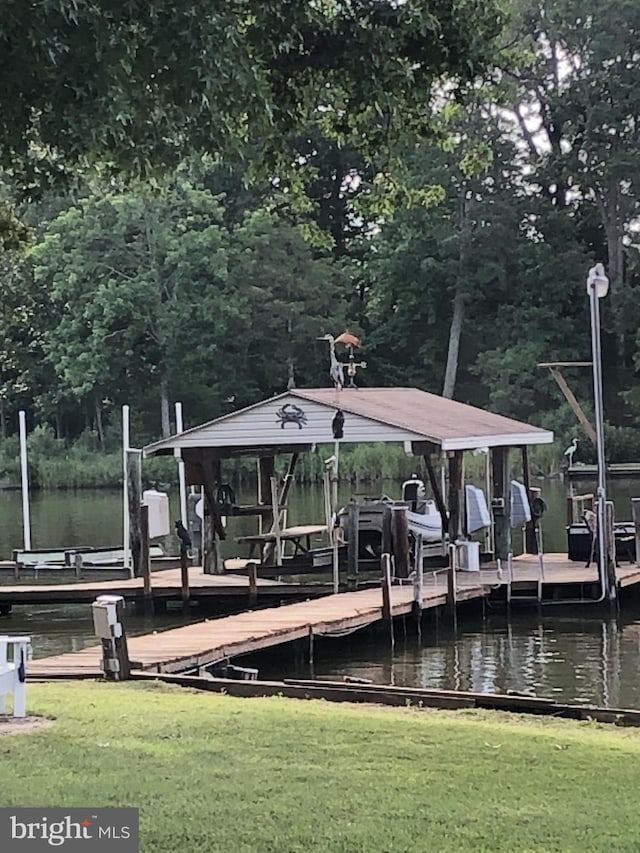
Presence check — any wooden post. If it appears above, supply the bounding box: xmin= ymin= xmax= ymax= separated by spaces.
xmin=491 ymin=447 xmax=511 ymax=561
xmin=308 ymin=626 xmax=314 ymax=672
xmin=74 ymin=552 xmax=83 ymax=579
xmin=140 ymin=504 xmax=153 ymax=615
xmin=270 ymin=475 xmax=283 ymax=567
xmin=447 ymin=544 xmax=457 ymax=615
xmin=247 ymin=561 xmax=258 ymax=608
xmin=201 ymin=453 xmax=223 ymax=574
xmin=127 ymin=449 xmax=143 ymax=576
xmin=633 ymin=499 xmax=640 ymax=567
xmin=412 ymin=533 xmax=424 ymax=632
xmin=606 ymin=500 xmax=617 ymax=597
xmin=381 ymin=505 xmax=393 ymax=569
xmin=180 ymin=547 xmax=190 ymax=613
xmin=381 ymin=554 xmax=394 ymax=649
xmin=390 ymin=506 xmax=410 ymax=579
xmin=447 ymin=451 xmax=464 ymax=542
xmin=521 ymin=446 xmax=538 ymax=554
xmin=423 ymin=450 xmax=449 ymax=530
xmin=262 ymin=453 xmax=300 ymax=564
xmin=346 ymin=502 xmax=360 ymax=583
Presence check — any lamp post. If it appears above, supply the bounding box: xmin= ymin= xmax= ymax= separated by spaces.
xmin=586 ymin=262 xmax=614 ymax=600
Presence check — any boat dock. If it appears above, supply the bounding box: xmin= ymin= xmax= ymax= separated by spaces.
xmin=0 ymin=567 xmax=332 ymax=609
xmin=25 ymin=552 xmax=640 ymax=680
xmin=28 ymin=573 xmax=486 ymax=678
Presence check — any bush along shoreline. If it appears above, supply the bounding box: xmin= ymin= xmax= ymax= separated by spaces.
xmin=0 ymin=427 xmax=569 ymax=491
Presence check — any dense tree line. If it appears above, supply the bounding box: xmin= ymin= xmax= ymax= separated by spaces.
xmin=1 ymin=0 xmax=639 ymax=466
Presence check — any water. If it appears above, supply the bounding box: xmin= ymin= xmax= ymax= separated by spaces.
xmin=264 ymin=611 xmax=640 ymax=709
xmin=2 ymin=476 xmax=640 ymax=708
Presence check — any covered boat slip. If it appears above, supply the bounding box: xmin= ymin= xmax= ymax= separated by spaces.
xmin=143 ymin=387 xmax=554 ymax=586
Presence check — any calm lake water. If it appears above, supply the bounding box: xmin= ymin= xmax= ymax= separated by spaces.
xmin=3 ymin=476 xmax=640 ymax=708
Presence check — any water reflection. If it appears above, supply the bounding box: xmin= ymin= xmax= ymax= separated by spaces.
xmin=271 ymin=611 xmax=640 ymax=709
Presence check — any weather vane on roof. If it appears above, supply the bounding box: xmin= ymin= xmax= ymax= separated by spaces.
xmin=317 ymin=331 xmax=367 ymax=390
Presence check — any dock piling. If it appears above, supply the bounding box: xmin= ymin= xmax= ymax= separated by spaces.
xmin=633 ymin=498 xmax=640 ymax=566
xmin=140 ymin=504 xmax=153 ymax=616
xmin=180 ymin=547 xmax=190 ymax=614
xmin=381 ymin=553 xmax=394 ymax=649
xmin=247 ymin=561 xmax=258 ymax=607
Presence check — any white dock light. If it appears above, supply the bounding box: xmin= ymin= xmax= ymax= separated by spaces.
xmin=587 ymin=262 xmax=609 ymax=298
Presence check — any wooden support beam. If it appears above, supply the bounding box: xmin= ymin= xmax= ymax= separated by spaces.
xmin=126 ymin=450 xmax=143 ymax=576
xmin=422 ymin=450 xmax=449 ymax=530
xmin=547 ymin=366 xmax=596 ymax=445
xmin=391 ymin=506 xmax=410 ymax=579
xmin=180 ymin=547 xmax=190 ymax=613
xmin=381 ymin=554 xmax=394 ymax=650
xmin=140 ymin=505 xmax=152 ymax=615
xmin=521 ymin=446 xmax=538 ymax=555
xmin=247 ymin=561 xmax=258 ymax=608
xmin=447 ymin=544 xmax=457 ymax=618
xmin=447 ymin=451 xmax=464 ymax=541
xmin=491 ymin=447 xmax=511 ymax=561
xmin=200 ymin=453 xmax=224 ymax=574
xmin=346 ymin=503 xmax=360 ymax=582
xmin=633 ymin=499 xmax=640 ymax=567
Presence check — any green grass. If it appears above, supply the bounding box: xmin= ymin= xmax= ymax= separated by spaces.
xmin=5 ymin=682 xmax=640 ymax=851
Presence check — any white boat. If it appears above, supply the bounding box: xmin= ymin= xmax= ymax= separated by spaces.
xmin=400 ymin=478 xmax=443 ymax=542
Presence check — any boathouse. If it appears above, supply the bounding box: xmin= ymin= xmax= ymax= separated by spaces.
xmin=143 ymin=387 xmax=554 ymax=575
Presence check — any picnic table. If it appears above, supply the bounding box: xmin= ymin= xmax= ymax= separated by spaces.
xmin=235 ymin=524 xmax=328 ymax=559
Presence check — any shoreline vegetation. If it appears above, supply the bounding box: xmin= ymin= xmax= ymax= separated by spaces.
xmin=6 ymin=681 xmax=640 ymax=852
xmin=0 ymin=428 xmax=564 ymax=491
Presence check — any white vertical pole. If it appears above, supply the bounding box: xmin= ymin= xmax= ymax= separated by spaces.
xmin=0 ymin=637 xmax=7 ymax=713
xmin=331 ymin=441 xmax=340 ymax=594
xmin=175 ymin=402 xmax=188 ymax=527
xmin=122 ymin=405 xmax=130 ymax=573
xmin=19 ymin=411 xmax=31 ymax=551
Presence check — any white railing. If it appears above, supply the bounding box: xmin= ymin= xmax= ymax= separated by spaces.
xmin=0 ymin=635 xmax=31 ymax=717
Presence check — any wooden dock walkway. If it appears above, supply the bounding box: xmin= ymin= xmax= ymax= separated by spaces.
xmin=28 ymin=573 xmax=486 ymax=678
xmin=0 ymin=567 xmax=332 ymax=607
xmin=22 ymin=552 xmax=640 ymax=681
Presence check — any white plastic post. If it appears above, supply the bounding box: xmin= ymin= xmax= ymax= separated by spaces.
xmin=0 ymin=637 xmax=6 ymax=714
xmin=174 ymin=402 xmax=188 ymax=528
xmin=19 ymin=411 xmax=31 ymax=551
xmin=122 ymin=405 xmax=131 ymax=575
xmin=0 ymin=636 xmax=30 ymax=718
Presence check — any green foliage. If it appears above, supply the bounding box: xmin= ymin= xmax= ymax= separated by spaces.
xmin=0 ymin=0 xmax=503 ymax=188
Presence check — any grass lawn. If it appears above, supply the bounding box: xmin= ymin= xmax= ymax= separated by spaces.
xmin=2 ymin=681 xmax=640 ymax=852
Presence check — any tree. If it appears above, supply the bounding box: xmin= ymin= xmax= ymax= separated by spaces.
xmin=0 ymin=1 xmax=503 ymax=182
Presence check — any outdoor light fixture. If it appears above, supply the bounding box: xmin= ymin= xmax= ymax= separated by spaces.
xmin=587 ymin=262 xmax=610 ymax=298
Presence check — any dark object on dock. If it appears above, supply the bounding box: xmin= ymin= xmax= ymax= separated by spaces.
xmin=175 ymin=520 xmax=192 ymax=550
xmin=209 ymin=663 xmax=259 ymax=681
xmin=344 ymin=676 xmax=373 ymax=684
xmin=567 ymin=522 xmax=636 ymax=563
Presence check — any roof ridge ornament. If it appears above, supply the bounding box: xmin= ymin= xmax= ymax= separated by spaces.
xmin=317 ymin=331 xmax=367 ymax=390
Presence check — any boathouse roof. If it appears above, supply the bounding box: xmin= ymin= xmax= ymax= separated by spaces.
xmin=144 ymin=387 xmax=553 ymax=458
